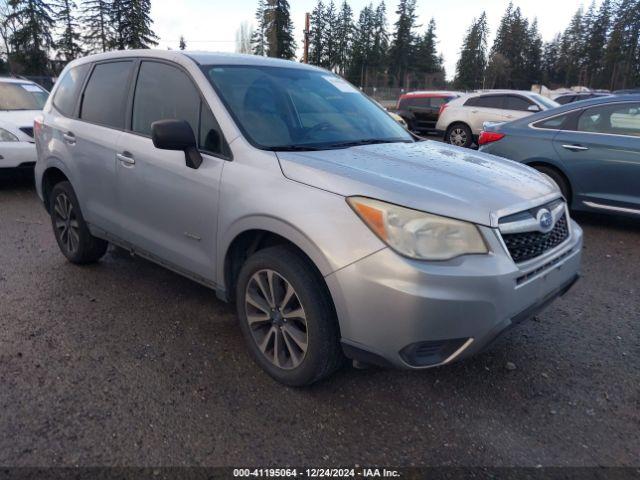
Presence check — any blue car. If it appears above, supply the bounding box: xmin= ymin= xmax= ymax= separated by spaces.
xmin=479 ymin=95 xmax=640 ymax=217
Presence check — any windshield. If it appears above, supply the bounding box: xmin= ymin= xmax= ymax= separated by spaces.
xmin=0 ymin=82 xmax=48 ymax=110
xmin=203 ymin=65 xmax=412 ymax=150
xmin=530 ymin=93 xmax=559 ymax=110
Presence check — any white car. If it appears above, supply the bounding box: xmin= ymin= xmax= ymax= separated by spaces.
xmin=0 ymin=77 xmax=49 ymax=169
xmin=436 ymin=90 xmax=559 ymax=148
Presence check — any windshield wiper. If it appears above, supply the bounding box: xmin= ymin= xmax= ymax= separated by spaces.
xmin=324 ymin=138 xmax=412 ymax=149
xmin=266 ymin=145 xmax=323 ymax=152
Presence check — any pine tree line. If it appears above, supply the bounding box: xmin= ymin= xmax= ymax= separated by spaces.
xmin=456 ymin=0 xmax=640 ymax=91
xmin=0 ymin=0 xmax=157 ymax=75
xmin=302 ymin=0 xmax=445 ymax=89
xmin=251 ymin=0 xmax=296 ymax=59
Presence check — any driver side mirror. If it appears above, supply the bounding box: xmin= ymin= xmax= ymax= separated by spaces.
xmin=528 ymin=104 xmax=541 ymax=112
xmin=151 ymin=119 xmax=203 ymax=169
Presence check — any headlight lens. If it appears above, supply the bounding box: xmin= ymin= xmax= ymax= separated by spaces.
xmin=347 ymin=197 xmax=488 ymax=260
xmin=0 ymin=128 xmax=19 ymax=142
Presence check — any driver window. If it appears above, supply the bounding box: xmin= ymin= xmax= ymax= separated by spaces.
xmin=132 ymin=61 xmax=200 ymax=137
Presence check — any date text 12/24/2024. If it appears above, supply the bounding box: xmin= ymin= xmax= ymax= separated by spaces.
xmin=233 ymin=468 xmax=401 ymax=478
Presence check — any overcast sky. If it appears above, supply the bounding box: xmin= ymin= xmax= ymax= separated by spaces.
xmin=152 ymin=0 xmax=601 ymax=80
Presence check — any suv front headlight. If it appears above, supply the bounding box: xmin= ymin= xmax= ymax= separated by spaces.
xmin=0 ymin=128 xmax=19 ymax=142
xmin=347 ymin=196 xmax=488 ymax=260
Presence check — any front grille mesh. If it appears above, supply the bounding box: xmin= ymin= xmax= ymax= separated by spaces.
xmin=19 ymin=127 xmax=34 ymax=138
xmin=502 ymin=214 xmax=569 ymax=263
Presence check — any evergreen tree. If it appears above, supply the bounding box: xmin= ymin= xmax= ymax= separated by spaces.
xmin=525 ymin=18 xmax=543 ymax=85
xmin=557 ymin=7 xmax=586 ymax=86
xmin=334 ymin=0 xmax=353 ymax=75
xmin=603 ymin=0 xmax=640 ymax=90
xmin=55 ymin=0 xmax=82 ymax=62
xmin=308 ymin=0 xmax=326 ymax=66
xmin=81 ymin=0 xmax=112 ymax=53
xmin=454 ymin=12 xmax=488 ymax=91
xmin=370 ymin=1 xmax=388 ymax=77
xmin=7 ymin=0 xmax=55 ymax=74
xmin=264 ymin=0 xmax=296 ymax=59
xmin=541 ymin=33 xmax=562 ymax=86
xmin=414 ymin=18 xmax=444 ymax=86
xmin=179 ymin=35 xmax=186 ymax=50
xmin=324 ymin=0 xmax=338 ymax=69
xmin=347 ymin=3 xmax=375 ymax=86
xmin=584 ymin=0 xmax=612 ymax=87
xmin=388 ymin=0 xmax=417 ymax=87
xmin=251 ymin=0 xmax=267 ymax=56
xmin=115 ymin=0 xmax=157 ymax=49
xmin=415 ymin=18 xmax=438 ymax=73
xmin=488 ymin=3 xmax=530 ymax=88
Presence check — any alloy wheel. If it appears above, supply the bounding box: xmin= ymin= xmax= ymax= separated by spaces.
xmin=450 ymin=127 xmax=468 ymax=146
xmin=53 ymin=193 xmax=80 ymax=254
xmin=244 ymin=269 xmax=308 ymax=370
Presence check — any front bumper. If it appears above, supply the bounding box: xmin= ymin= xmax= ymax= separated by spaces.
xmin=326 ymin=221 xmax=583 ymax=369
xmin=0 ymin=142 xmax=36 ymax=169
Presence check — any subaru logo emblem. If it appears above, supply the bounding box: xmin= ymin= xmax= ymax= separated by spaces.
xmin=537 ymin=209 xmax=554 ymax=232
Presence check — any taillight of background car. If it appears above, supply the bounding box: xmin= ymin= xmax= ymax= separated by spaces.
xmin=438 ymin=103 xmax=449 ymax=116
xmin=478 ymin=131 xmax=505 ymax=146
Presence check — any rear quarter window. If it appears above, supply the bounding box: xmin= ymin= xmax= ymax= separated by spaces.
xmin=533 ymin=113 xmax=571 ymax=130
xmin=52 ymin=64 xmax=90 ymax=117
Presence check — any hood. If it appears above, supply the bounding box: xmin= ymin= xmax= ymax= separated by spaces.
xmin=0 ymin=110 xmax=40 ymax=128
xmin=277 ymin=140 xmax=559 ymax=227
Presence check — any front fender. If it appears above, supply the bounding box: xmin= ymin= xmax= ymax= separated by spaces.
xmin=218 ymin=214 xmax=336 ymax=287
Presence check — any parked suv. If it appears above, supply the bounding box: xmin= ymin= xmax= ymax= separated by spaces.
xmin=396 ymin=91 xmax=461 ymax=134
xmin=437 ymin=91 xmax=559 ymax=147
xmin=34 ymin=51 xmax=582 ymax=386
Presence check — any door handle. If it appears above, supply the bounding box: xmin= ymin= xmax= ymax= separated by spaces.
xmin=562 ymin=144 xmax=589 ymax=152
xmin=116 ymin=152 xmax=135 ymax=165
xmin=63 ymin=132 xmax=76 ymax=145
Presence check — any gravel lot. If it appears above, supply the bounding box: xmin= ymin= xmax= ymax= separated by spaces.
xmin=1 ymin=170 xmax=638 ymax=467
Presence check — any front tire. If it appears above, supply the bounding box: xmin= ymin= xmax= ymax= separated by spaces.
xmin=49 ymin=181 xmax=108 ymax=264
xmin=235 ymin=246 xmax=344 ymax=386
xmin=446 ymin=123 xmax=473 ymax=148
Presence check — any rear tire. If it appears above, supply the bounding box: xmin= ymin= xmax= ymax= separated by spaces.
xmin=235 ymin=246 xmax=344 ymax=386
xmin=49 ymin=181 xmax=108 ymax=264
xmin=533 ymin=165 xmax=571 ymax=204
xmin=446 ymin=123 xmax=473 ymax=148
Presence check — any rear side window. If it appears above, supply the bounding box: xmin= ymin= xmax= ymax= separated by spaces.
xmin=504 ymin=96 xmax=533 ymax=111
xmin=431 ymin=97 xmax=449 ymax=108
xmin=555 ymin=95 xmax=574 ymax=105
xmin=399 ymin=97 xmax=431 ymax=109
xmin=80 ymin=61 xmax=133 ymax=129
xmin=473 ymin=95 xmax=504 ymax=109
xmin=53 ymin=64 xmax=90 ymax=117
xmin=577 ymin=102 xmax=640 ymax=137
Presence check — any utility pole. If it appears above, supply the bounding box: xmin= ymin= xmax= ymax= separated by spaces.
xmin=303 ymin=12 xmax=310 ymax=63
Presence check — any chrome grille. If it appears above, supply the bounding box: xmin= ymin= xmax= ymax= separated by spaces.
xmin=502 ymin=214 xmax=569 ymax=263
xmin=499 ymin=199 xmax=570 ymax=263
xmin=19 ymin=127 xmax=34 ymax=138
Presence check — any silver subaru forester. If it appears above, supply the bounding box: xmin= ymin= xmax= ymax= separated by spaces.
xmin=34 ymin=51 xmax=583 ymax=386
